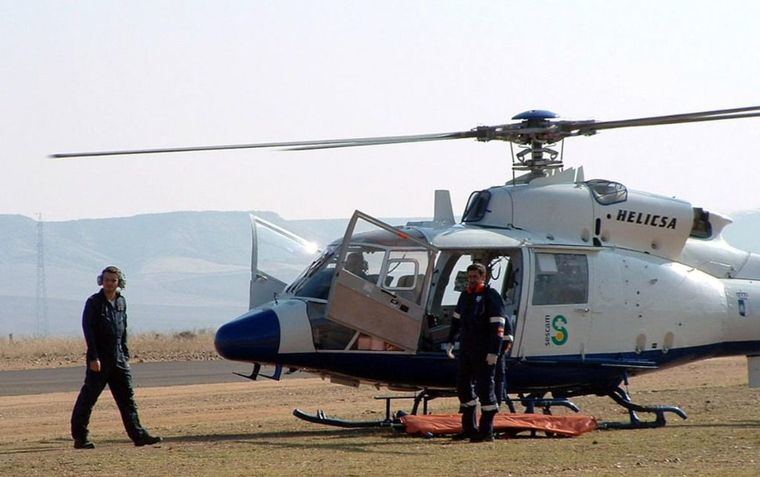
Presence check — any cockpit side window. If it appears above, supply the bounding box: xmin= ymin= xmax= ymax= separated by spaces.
xmin=532 ymin=253 xmax=589 ymax=305
xmin=462 ymin=190 xmax=491 ymax=222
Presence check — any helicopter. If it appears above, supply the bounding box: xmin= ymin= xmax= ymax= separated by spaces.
xmin=53 ymin=106 xmax=760 ymax=429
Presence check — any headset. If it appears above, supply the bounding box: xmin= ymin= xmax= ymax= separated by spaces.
xmin=346 ymin=252 xmax=369 ymax=273
xmin=97 ymin=265 xmax=126 ymax=289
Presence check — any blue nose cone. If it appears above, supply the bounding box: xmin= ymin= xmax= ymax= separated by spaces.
xmin=214 ymin=308 xmax=280 ymax=362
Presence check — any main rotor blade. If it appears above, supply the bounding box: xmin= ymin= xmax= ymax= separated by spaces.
xmin=284 ymin=124 xmax=561 ymax=150
xmin=572 ymin=105 xmax=760 ymax=134
xmin=50 ymin=130 xmax=478 ymax=158
xmin=50 ymin=104 xmax=760 ymax=159
xmin=284 ymin=131 xmax=480 ymax=150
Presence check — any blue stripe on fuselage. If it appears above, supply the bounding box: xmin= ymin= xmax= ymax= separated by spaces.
xmin=254 ymin=340 xmax=760 ymax=396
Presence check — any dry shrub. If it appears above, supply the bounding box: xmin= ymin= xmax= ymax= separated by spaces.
xmin=0 ymin=329 xmax=219 ymax=370
xmin=173 ymin=330 xmax=197 ymax=340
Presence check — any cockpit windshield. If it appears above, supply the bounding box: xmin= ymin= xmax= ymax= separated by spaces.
xmin=286 ymin=244 xmax=338 ymax=300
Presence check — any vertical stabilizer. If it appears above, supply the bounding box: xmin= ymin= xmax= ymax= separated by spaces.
xmin=434 ymin=190 xmax=455 ymax=226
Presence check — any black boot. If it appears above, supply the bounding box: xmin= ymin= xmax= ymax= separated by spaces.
xmin=134 ymin=434 xmax=163 ymax=447
xmin=471 ymin=410 xmax=497 ymax=442
xmin=73 ymin=438 xmax=95 ymax=449
xmin=452 ymin=406 xmax=478 ymax=440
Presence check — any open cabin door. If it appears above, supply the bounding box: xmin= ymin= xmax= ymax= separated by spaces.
xmin=249 ymin=215 xmax=321 ymax=309
xmin=326 ymin=211 xmax=438 ymax=352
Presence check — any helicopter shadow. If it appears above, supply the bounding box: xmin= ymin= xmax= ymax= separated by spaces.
xmin=0 ymin=445 xmax=61 ymax=456
xmin=665 ymin=419 xmax=760 ymax=430
xmin=170 ymin=428 xmax=422 ymax=455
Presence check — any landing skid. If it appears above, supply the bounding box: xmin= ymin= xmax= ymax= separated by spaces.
xmin=292 ymin=408 xmax=402 ymax=429
xmin=599 ymin=386 xmax=687 ymax=429
xmin=293 ymin=389 xmax=445 ymax=429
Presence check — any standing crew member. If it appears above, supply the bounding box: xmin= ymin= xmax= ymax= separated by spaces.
xmin=494 ymin=335 xmax=516 ymax=411
xmin=70 ymin=266 xmax=162 ymax=449
xmin=445 ymin=263 xmax=513 ymax=442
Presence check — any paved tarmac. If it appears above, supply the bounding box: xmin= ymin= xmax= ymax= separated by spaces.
xmin=0 ymin=360 xmax=286 ymax=396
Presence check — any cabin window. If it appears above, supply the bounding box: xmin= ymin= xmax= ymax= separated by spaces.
xmin=438 ymin=254 xmax=477 ymax=306
xmin=586 ymin=179 xmax=627 ymax=205
xmin=532 ymin=253 xmax=588 ymax=305
xmin=462 ymin=190 xmax=491 ymax=222
xmin=384 ymin=258 xmax=419 ymax=289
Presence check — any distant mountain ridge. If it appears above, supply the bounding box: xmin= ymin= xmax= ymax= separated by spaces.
xmin=0 ymin=211 xmax=418 ymax=336
xmin=1 ymin=209 xmax=759 ymax=337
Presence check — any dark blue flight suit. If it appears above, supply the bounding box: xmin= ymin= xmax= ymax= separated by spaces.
xmin=71 ymin=290 xmax=150 ymax=444
xmin=495 ymin=313 xmax=516 ymax=410
xmin=447 ymin=285 xmax=509 ymax=440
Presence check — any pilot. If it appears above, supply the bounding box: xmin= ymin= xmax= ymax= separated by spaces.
xmin=445 ymin=262 xmax=512 ymax=442
xmin=70 ymin=266 xmax=162 ymax=449
xmin=344 ymin=252 xmax=369 ymax=279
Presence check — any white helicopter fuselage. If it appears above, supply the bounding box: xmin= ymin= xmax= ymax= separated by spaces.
xmin=463 ymin=168 xmax=760 ymax=369
xmin=215 ymin=167 xmax=760 ymax=393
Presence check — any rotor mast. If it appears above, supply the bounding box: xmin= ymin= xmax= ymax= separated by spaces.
xmin=503 ymin=110 xmax=564 ymax=177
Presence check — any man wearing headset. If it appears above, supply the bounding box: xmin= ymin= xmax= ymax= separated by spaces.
xmin=344 ymin=252 xmax=369 ymax=280
xmin=70 ymin=266 xmax=162 ymax=449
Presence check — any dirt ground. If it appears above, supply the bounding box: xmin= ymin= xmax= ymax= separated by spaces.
xmin=1 ymin=356 xmax=759 ymax=477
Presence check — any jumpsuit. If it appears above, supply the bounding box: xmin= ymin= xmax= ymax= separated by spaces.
xmin=71 ymin=290 xmax=150 ymax=443
xmin=448 ymin=284 xmax=510 ymax=438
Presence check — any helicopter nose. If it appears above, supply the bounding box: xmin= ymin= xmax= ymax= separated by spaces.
xmin=214 ymin=308 xmax=281 ymax=362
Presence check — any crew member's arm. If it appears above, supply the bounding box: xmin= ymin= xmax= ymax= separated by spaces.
xmin=486 ymin=289 xmax=507 ymax=365
xmin=503 ymin=310 xmax=515 ymax=355
xmin=82 ymin=298 xmax=101 ymax=372
xmin=445 ymin=294 xmax=464 ymax=358
xmin=121 ymin=301 xmax=130 ymax=361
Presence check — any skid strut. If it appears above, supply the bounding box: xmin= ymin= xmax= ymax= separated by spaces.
xmin=512 ymin=392 xmax=581 ymax=415
xmin=600 ymin=386 xmax=687 ymax=429
xmin=293 ymin=388 xmax=445 ymax=429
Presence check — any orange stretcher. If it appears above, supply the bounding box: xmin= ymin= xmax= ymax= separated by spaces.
xmin=400 ymin=413 xmax=597 ymax=437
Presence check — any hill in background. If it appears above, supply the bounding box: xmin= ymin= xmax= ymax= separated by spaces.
xmin=2 ymin=209 xmax=759 ymax=337
xmin=0 ymin=211 xmax=414 ymax=336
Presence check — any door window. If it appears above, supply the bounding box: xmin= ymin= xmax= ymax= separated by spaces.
xmin=382 ymin=250 xmax=430 ymax=304
xmin=342 ymin=245 xmax=386 ymax=285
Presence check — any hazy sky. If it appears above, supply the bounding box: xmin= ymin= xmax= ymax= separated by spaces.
xmin=2 ymin=1 xmax=760 ymax=223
